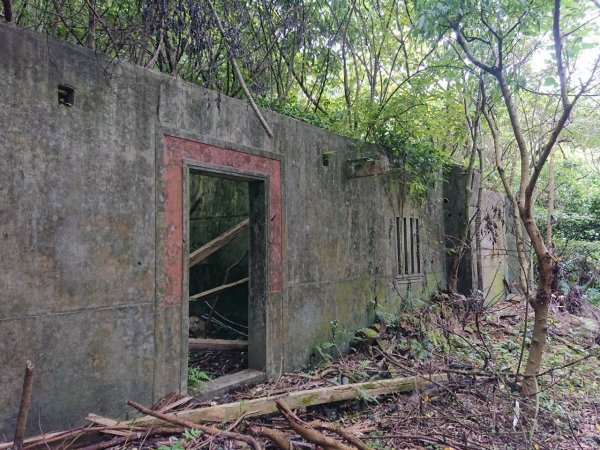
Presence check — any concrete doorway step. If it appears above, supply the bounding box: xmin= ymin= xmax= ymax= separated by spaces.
xmin=189 ymin=369 xmax=266 ymax=401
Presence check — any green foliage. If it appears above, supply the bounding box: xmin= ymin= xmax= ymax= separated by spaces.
xmin=555 ymin=239 xmax=600 ymax=285
xmin=587 ymin=287 xmax=600 ymax=306
xmin=536 ymin=154 xmax=600 ymax=242
xmin=157 ymin=429 xmax=201 ymax=450
xmin=312 ymin=320 xmax=343 ymax=365
xmin=370 ymin=123 xmax=450 ymax=196
xmin=314 ymin=341 xmax=336 ymax=364
xmin=188 ymin=367 xmax=211 ymax=388
xmin=554 ymin=212 xmax=600 ymax=241
xmin=183 ymin=428 xmax=202 ymax=441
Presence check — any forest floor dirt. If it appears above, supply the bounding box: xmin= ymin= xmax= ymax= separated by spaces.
xmin=7 ymin=292 xmax=600 ymax=450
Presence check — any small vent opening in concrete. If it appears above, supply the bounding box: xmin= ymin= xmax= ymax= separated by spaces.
xmin=58 ymin=84 xmax=75 ymax=106
xmin=396 ymin=216 xmax=421 ymax=276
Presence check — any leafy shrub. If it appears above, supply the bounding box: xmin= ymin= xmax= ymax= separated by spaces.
xmin=536 ymin=212 xmax=600 ymax=241
xmin=188 ymin=367 xmax=211 ymax=387
xmin=555 ymin=239 xmax=600 ymax=286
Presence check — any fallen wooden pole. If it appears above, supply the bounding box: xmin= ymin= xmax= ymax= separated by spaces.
xmin=13 ymin=360 xmax=34 ymax=450
xmin=109 ymin=373 xmax=448 ymax=427
xmin=189 ymin=218 xmax=249 ymax=268
xmin=189 ymin=338 xmax=248 ymax=351
xmin=126 ymin=400 xmax=261 ymax=450
xmin=190 ymin=277 xmax=249 ymax=301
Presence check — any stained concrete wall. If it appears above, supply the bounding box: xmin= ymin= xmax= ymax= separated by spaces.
xmin=443 ymin=165 xmax=479 ymax=294
xmin=0 ymin=24 xmax=449 ymax=437
xmin=478 ymin=190 xmax=508 ymax=305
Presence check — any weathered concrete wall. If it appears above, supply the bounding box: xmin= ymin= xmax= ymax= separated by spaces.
xmin=0 ymin=25 xmax=157 ymax=437
xmin=478 ymin=190 xmax=508 ymax=305
xmin=0 ymin=23 xmax=449 ymax=436
xmin=443 ymin=165 xmax=478 ymax=295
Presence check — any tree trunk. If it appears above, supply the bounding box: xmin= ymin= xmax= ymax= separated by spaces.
xmin=474 ymin=144 xmax=484 ymax=292
xmin=519 ymin=211 xmax=553 ymax=397
xmin=546 ymin=148 xmax=555 ymax=247
xmin=86 ymin=0 xmax=96 ymax=49
xmin=521 ymin=262 xmax=551 ymax=397
xmin=2 ymin=0 xmax=12 ymax=22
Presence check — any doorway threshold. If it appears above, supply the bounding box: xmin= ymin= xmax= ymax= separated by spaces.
xmin=190 ymin=369 xmax=266 ymax=401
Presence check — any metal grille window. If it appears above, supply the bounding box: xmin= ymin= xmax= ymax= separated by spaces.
xmin=396 ymin=217 xmax=421 ymax=275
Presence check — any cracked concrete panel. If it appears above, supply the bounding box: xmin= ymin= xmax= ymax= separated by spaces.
xmin=0 ymin=303 xmax=154 ymax=437
xmin=0 ymin=26 xmax=157 ymax=319
xmin=158 ymin=79 xmax=282 ymax=153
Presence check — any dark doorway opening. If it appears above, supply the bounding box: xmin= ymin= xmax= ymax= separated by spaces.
xmin=185 ymin=167 xmax=267 ymax=396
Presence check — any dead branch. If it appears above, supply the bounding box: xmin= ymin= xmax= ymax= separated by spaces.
xmin=75 ymin=427 xmax=184 ymax=450
xmin=275 ymin=399 xmax=354 ymax=450
xmin=371 ymin=433 xmax=488 ymax=450
xmin=308 ymin=421 xmax=374 ymax=450
xmin=13 ymin=361 xmax=34 ymax=450
xmin=3 ymin=425 xmax=150 ymax=450
xmin=189 ymin=278 xmax=249 ymax=301
xmin=205 ymin=0 xmax=274 ymax=138
xmin=189 ymin=218 xmax=249 ymax=268
xmin=204 ymin=249 xmax=248 ymax=337
xmin=249 ymin=426 xmax=295 ymax=450
xmin=189 ymin=186 xmax=203 ymax=215
xmin=125 ymin=400 xmax=261 ymax=450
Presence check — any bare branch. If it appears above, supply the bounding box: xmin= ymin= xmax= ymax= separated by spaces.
xmin=206 ymin=0 xmax=274 ymax=139
xmin=553 ymin=0 xmax=570 ymax=108
xmin=453 ymin=25 xmax=497 ymax=75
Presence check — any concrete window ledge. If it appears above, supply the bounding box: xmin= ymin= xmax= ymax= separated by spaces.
xmin=393 ymin=275 xmax=424 ymax=286
xmin=343 ymin=154 xmax=390 ymax=179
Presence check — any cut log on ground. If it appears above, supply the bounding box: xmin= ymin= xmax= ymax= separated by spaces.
xmin=189 ymin=218 xmax=249 ymax=268
xmin=111 ymin=373 xmax=448 ymax=427
xmin=190 ymin=277 xmax=249 ymax=301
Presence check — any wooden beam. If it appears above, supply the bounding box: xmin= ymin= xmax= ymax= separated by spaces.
xmin=189 ymin=277 xmax=249 ymax=301
xmin=189 ymin=339 xmax=248 ymax=351
xmin=111 ymin=373 xmax=448 ymax=427
xmin=189 ymin=218 xmax=249 ymax=268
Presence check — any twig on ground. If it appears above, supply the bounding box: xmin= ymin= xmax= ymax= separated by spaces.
xmin=308 ymin=421 xmax=374 ymax=450
xmin=75 ymin=427 xmax=184 ymax=450
xmin=126 ymin=400 xmax=261 ymax=450
xmin=275 ymin=399 xmax=354 ymax=450
xmin=249 ymin=426 xmax=295 ymax=449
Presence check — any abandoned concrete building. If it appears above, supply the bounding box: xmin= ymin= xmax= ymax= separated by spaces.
xmin=0 ymin=23 xmax=513 ymax=436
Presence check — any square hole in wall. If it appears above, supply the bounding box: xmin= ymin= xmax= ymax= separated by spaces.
xmin=58 ymin=85 xmax=75 ymax=107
